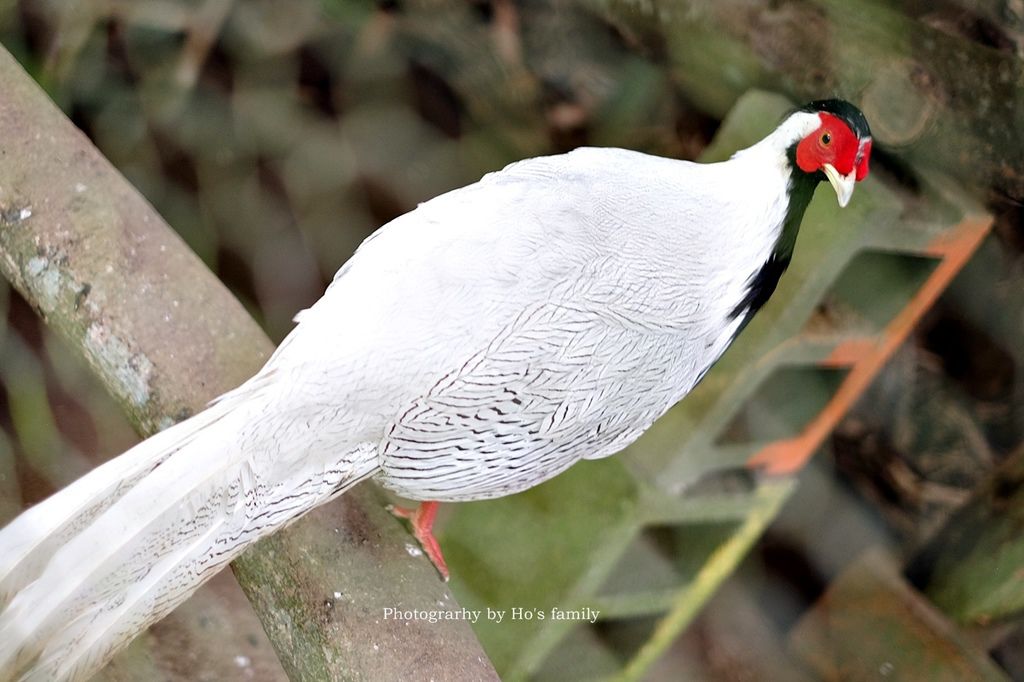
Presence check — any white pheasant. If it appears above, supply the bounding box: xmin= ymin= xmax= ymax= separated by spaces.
xmin=0 ymin=99 xmax=872 ymax=681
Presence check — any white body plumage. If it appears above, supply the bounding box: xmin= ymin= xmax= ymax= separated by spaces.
xmin=0 ymin=110 xmax=839 ymax=681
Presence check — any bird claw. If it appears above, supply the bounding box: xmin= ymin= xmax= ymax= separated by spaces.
xmin=389 ymin=501 xmax=450 ymax=581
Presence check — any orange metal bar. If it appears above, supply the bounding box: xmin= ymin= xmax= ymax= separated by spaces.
xmin=820 ymin=338 xmax=875 ymax=367
xmin=747 ymin=216 xmax=993 ymax=475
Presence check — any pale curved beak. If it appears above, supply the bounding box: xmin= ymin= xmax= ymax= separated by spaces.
xmin=823 ymin=163 xmax=856 ymax=208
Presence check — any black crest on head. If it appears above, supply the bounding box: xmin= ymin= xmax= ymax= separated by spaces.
xmin=800 ymin=99 xmax=872 ymax=139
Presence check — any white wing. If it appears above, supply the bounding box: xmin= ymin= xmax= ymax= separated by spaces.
xmin=260 ymin=147 xmax=768 ymax=500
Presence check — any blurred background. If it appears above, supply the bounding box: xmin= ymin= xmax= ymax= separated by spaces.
xmin=0 ymin=0 xmax=1023 ymax=680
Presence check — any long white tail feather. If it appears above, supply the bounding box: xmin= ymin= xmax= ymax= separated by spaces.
xmin=40 ymin=449 xmax=377 ymax=682
xmin=0 ymin=401 xmax=238 ymax=607
xmin=0 ymin=387 xmax=378 ymax=681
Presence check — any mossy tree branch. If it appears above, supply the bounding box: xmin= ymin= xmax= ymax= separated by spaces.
xmin=0 ymin=45 xmax=495 ymax=680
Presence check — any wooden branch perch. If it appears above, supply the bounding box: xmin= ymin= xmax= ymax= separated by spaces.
xmin=0 ymin=45 xmax=496 ymax=680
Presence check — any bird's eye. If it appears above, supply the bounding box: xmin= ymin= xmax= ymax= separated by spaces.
xmin=820 ymin=132 xmax=832 ymax=146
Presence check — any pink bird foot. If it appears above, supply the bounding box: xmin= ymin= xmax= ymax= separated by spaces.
xmin=389 ymin=500 xmax=449 ymax=581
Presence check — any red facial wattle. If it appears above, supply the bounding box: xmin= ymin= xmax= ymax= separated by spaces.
xmin=795 ymin=112 xmax=870 ymax=180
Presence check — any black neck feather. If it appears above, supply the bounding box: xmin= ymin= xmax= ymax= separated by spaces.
xmin=728 ymin=146 xmax=821 ymax=331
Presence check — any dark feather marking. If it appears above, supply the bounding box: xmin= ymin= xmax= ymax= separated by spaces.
xmin=799 ymin=99 xmax=872 ymax=139
xmin=729 ymin=145 xmax=820 ymax=335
